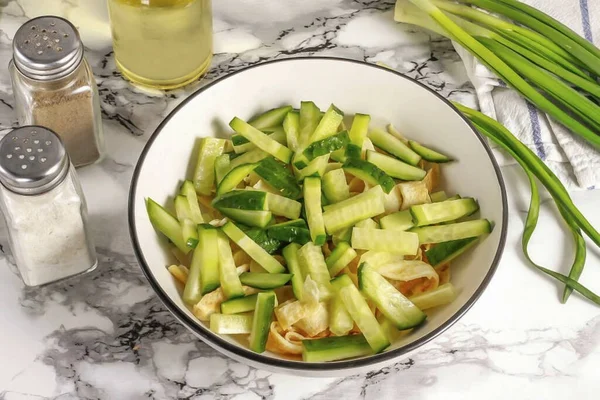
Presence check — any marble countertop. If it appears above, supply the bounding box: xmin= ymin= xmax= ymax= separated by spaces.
xmin=1 ymin=0 xmax=600 ymax=399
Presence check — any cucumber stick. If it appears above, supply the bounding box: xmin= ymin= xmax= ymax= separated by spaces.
xmin=430 ymin=190 xmax=448 ymax=202
xmin=249 ymin=292 xmax=276 ymax=353
xmin=366 ymin=150 xmax=426 ymax=181
xmin=230 ymin=117 xmax=292 ymax=163
xmin=326 ymin=241 xmax=358 ymax=277
xmin=322 ymin=186 xmax=385 ymax=233
xmin=233 ymin=128 xmax=286 ymax=154
xmin=181 ymin=219 xmax=199 ymax=249
xmin=302 ymin=334 xmax=372 ymax=362
xmin=298 ymin=242 xmax=333 ymax=298
xmin=355 ymin=218 xmax=378 ymax=229
xmin=193 ymin=138 xmax=227 ymax=195
xmin=180 ymin=180 xmax=204 ymax=224
xmin=303 ymin=177 xmax=327 ymax=245
xmin=351 ymin=227 xmax=419 ymax=255
xmin=174 ymin=195 xmax=192 ymax=222
xmin=328 ymin=292 xmax=354 ymax=337
xmin=309 ymin=104 xmax=344 ymax=143
xmin=425 ymin=237 xmax=479 ymax=267
xmin=219 ymin=209 xmax=272 ymax=228
xmin=368 ymin=128 xmax=421 ymax=166
xmin=299 ymin=101 xmax=321 ymax=148
xmin=217 ymin=231 xmax=244 ymax=299
xmin=283 ymin=110 xmax=300 ymax=151
xmin=249 ymin=105 xmax=293 ymax=130
xmin=331 ymin=274 xmax=390 ymax=353
xmin=214 ymin=154 xmax=231 ymax=185
xmin=282 ymin=243 xmax=305 ymax=300
xmin=183 ymin=225 xmax=220 ymax=304
xmin=217 ymin=163 xmax=259 ymax=195
xmin=358 ymin=263 xmax=426 ymax=330
xmin=228 ymin=148 xmax=268 ymax=171
xmin=213 ymin=190 xmax=267 ymax=211
xmin=322 ymin=168 xmax=350 ymax=203
xmin=222 ymin=221 xmax=285 ymax=273
xmin=146 ymin=198 xmax=190 ymax=254
xmin=267 ymin=221 xmax=311 ymax=245
xmin=210 ymin=313 xmax=253 ymax=334
xmin=348 ymin=113 xmax=371 ymax=149
xmin=302 ymin=131 xmax=350 ymax=162
xmin=380 ymin=210 xmax=415 ymax=231
xmin=408 ymin=140 xmax=452 ymax=163
xmin=409 ymin=283 xmax=457 ymax=310
xmin=295 ymin=154 xmax=330 ymax=181
xmin=239 ymin=272 xmax=292 ymax=289
xmin=254 ymin=157 xmax=302 ymax=199
xmin=221 ymin=292 xmax=277 ymax=314
xmin=266 ymin=192 xmax=302 ymax=220
xmin=342 ymin=158 xmax=395 ymax=194
xmin=411 ymin=219 xmax=492 ymax=244
xmin=410 ymin=198 xmax=479 ymax=226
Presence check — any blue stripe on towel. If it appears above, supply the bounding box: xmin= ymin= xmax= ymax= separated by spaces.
xmin=579 ymin=0 xmax=594 ymax=42
xmin=526 ymin=102 xmax=546 ymax=159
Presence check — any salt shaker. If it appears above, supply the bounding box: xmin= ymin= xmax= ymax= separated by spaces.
xmin=9 ymin=16 xmax=104 ymax=167
xmin=0 ymin=126 xmax=97 ymax=286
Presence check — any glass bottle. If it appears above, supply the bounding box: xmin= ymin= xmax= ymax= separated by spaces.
xmin=0 ymin=126 xmax=97 ymax=287
xmin=107 ymin=0 xmax=213 ymax=90
xmin=9 ymin=16 xmax=104 ymax=168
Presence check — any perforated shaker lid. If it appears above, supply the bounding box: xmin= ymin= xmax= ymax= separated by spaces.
xmin=0 ymin=126 xmax=70 ymax=195
xmin=12 ymin=16 xmax=83 ymax=81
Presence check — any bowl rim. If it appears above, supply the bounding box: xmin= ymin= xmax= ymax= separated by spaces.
xmin=128 ymin=56 xmax=508 ymax=372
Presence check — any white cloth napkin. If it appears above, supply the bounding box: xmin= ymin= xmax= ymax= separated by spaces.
xmin=453 ymin=0 xmax=600 ymax=189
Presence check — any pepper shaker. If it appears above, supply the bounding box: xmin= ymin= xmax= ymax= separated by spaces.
xmin=0 ymin=126 xmax=97 ymax=286
xmin=9 ymin=16 xmax=104 ymax=167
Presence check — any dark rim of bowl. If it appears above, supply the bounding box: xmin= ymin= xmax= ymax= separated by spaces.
xmin=128 ymin=57 xmax=508 ymax=372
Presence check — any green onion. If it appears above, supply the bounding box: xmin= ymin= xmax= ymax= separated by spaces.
xmin=462 ymin=107 xmax=598 ymax=305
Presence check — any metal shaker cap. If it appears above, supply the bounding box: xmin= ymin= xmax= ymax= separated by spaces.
xmin=12 ymin=16 xmax=83 ymax=81
xmin=0 ymin=126 xmax=70 ymax=195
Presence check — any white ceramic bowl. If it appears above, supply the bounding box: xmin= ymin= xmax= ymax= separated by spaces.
xmin=129 ymin=57 xmax=507 ymax=376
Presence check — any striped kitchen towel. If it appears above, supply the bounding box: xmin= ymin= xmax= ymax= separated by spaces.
xmin=453 ymin=0 xmax=600 ymax=189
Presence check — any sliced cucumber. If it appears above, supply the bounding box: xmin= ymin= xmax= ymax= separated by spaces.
xmin=282 ymin=243 xmax=304 ymax=301
xmin=366 ymin=150 xmax=426 ymax=181
xmin=298 ymin=242 xmax=333 ymax=298
xmin=180 ymin=180 xmax=204 ymax=224
xmin=358 ymin=263 xmax=426 ymax=330
xmin=213 ymin=190 xmax=268 ymax=211
xmin=221 ymin=292 xmax=278 ymax=314
xmin=217 ymin=231 xmax=244 ymax=299
xmin=326 ymin=241 xmax=358 ymax=277
xmin=368 ymin=128 xmax=421 ymax=166
xmin=409 ymin=283 xmax=457 ymax=310
xmin=181 ymin=218 xmax=199 ymax=249
xmin=239 ymin=272 xmax=293 ymax=289
xmin=214 ymin=154 xmax=231 ymax=185
xmin=348 ymin=113 xmax=371 ymax=149
xmin=331 ymin=274 xmax=390 ymax=353
xmin=183 ymin=225 xmax=220 ymax=304
xmin=228 ymin=148 xmax=268 ymax=171
xmin=249 ymin=105 xmax=293 ymax=130
xmin=386 ymin=123 xmax=408 ymax=144
xmin=210 ymin=313 xmax=253 ymax=334
xmin=309 ymin=104 xmax=344 ymax=143
xmin=332 ymin=227 xmax=352 ymax=246
xmin=425 ymin=237 xmax=479 ymax=267
xmin=328 ymin=293 xmax=354 ymax=337
xmin=355 ymin=218 xmax=379 ymax=229
xmin=351 ymin=227 xmax=419 ymax=255
xmin=322 ymin=168 xmax=350 ymax=204
xmin=359 ymin=251 xmax=402 ymax=269
xmin=302 ymin=334 xmax=372 ymax=362
xmin=174 ymin=195 xmax=192 ymax=222
xmin=219 ymin=208 xmax=272 ymax=228
xmin=239 ymin=226 xmax=281 ymax=254
xmin=230 ymin=117 xmax=292 ymax=163
xmin=302 ymin=131 xmax=350 ymax=162
xmin=249 ymin=292 xmax=276 ymax=353
xmin=303 ymin=177 xmax=327 ymax=245
xmin=267 ymin=220 xmax=311 ymax=245
xmin=380 ymin=210 xmax=414 ymax=231
xmin=342 ymin=158 xmax=395 ymax=194
xmin=411 ymin=219 xmax=492 ymax=244
xmin=265 ymin=192 xmax=302 ymax=220
xmin=193 ymin=138 xmax=227 ymax=195
xmin=299 ymin=101 xmax=321 ymax=148
xmin=254 ymin=156 xmax=302 ymax=199
xmin=294 ymin=154 xmax=330 ymax=181
xmin=146 ymin=198 xmax=189 ymax=254
xmin=322 ymin=186 xmax=385 ymax=233
xmin=222 ymin=221 xmax=285 ymax=273
xmin=233 ymin=128 xmax=286 ymax=154
xmin=411 ymin=198 xmax=479 ymax=226
xmin=344 ymin=144 xmax=361 ymax=159
xmin=217 ymin=162 xmax=259 ymax=195
xmin=408 ymin=140 xmax=452 ymax=163
xmin=430 ymin=190 xmax=448 ymax=203
xmin=283 ymin=110 xmax=300 ymax=151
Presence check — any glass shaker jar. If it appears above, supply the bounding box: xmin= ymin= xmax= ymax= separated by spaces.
xmin=0 ymin=126 xmax=97 ymax=287
xmin=107 ymin=0 xmax=213 ymax=89
xmin=9 ymin=16 xmax=104 ymax=168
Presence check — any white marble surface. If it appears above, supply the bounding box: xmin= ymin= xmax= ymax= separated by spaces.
xmin=1 ymin=0 xmax=600 ymax=399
